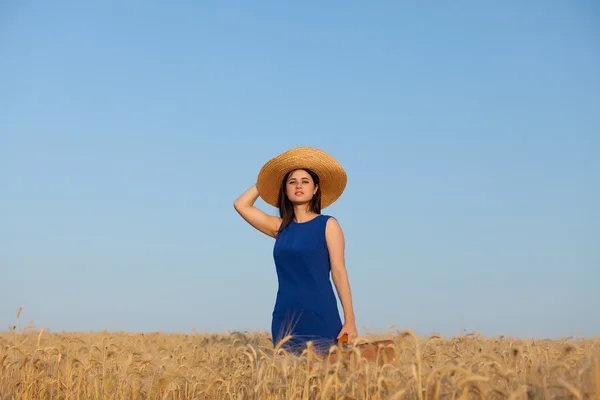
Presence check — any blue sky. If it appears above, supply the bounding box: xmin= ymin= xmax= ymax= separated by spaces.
xmin=2 ymin=1 xmax=598 ymax=339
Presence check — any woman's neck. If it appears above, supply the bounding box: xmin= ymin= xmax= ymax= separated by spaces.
xmin=293 ymin=205 xmax=318 ymax=223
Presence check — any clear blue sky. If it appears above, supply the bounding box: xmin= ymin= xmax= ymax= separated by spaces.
xmin=2 ymin=1 xmax=598 ymax=339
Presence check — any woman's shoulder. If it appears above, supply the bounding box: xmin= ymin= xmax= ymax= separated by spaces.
xmin=320 ymin=214 xmax=342 ymax=229
xmin=316 ymin=214 xmax=334 ymax=223
xmin=320 ymin=214 xmax=338 ymax=221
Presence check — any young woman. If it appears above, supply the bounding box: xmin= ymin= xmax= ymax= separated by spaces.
xmin=233 ymin=147 xmax=358 ymax=356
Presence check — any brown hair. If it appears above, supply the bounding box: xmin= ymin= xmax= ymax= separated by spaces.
xmin=277 ymin=168 xmax=322 ymax=232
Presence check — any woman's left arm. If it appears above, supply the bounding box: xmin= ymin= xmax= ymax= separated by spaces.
xmin=326 ymin=217 xmax=358 ymax=343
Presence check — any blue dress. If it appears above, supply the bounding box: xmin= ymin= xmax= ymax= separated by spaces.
xmin=271 ymin=214 xmax=343 ymax=355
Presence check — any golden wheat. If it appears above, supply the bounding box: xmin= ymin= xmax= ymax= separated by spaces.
xmin=0 ymin=327 xmax=598 ymax=399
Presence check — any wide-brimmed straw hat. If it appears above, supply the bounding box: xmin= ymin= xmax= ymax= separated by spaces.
xmin=256 ymin=146 xmax=347 ymax=209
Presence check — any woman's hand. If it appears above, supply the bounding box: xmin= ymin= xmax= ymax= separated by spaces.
xmin=337 ymin=321 xmax=358 ymax=345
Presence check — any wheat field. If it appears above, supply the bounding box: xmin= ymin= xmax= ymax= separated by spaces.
xmin=1 ymin=310 xmax=599 ymax=399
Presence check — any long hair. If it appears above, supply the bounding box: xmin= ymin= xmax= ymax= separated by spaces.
xmin=277 ymin=168 xmax=322 ymax=232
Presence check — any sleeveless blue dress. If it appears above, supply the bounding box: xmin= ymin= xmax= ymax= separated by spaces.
xmin=271 ymin=214 xmax=343 ymax=355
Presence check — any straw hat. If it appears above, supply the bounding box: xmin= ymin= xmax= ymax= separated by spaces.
xmin=256 ymin=146 xmax=347 ymax=209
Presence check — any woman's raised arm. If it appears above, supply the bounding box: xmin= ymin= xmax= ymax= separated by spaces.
xmin=234 ymin=184 xmax=282 ymax=238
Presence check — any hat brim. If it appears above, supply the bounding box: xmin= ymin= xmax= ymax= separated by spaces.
xmin=256 ymin=147 xmax=347 ymax=209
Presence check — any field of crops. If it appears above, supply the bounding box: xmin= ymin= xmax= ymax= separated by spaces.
xmin=1 ymin=325 xmax=598 ymax=399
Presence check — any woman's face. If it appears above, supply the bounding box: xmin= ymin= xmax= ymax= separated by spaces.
xmin=285 ymin=169 xmax=318 ymax=204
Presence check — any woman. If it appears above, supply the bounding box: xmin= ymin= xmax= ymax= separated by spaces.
xmin=233 ymin=146 xmax=358 ymax=356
